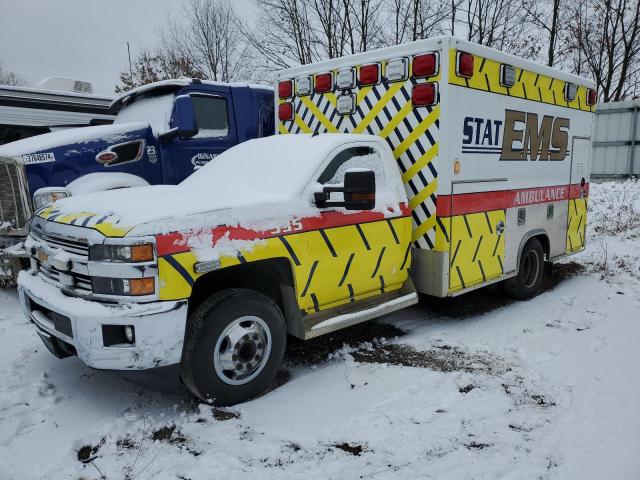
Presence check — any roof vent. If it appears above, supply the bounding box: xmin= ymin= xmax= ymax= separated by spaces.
xmin=35 ymin=77 xmax=94 ymax=94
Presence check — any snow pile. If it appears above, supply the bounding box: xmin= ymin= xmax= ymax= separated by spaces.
xmin=114 ymin=94 xmax=173 ymax=135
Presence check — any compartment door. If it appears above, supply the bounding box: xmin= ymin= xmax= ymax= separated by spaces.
xmin=566 ymin=137 xmax=591 ymax=252
xmin=448 ymin=182 xmax=506 ymax=292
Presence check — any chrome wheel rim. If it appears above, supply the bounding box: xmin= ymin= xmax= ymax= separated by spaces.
xmin=213 ymin=316 xmax=271 ymax=386
xmin=523 ymin=250 xmax=540 ymax=288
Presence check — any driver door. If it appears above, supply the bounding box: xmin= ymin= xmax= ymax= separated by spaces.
xmin=170 ymin=93 xmax=237 ymax=182
xmin=302 ymin=145 xmax=412 ymax=313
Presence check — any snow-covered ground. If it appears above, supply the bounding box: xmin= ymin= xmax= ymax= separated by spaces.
xmin=1 ymin=180 xmax=639 ymax=480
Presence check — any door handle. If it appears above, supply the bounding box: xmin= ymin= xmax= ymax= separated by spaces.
xmin=496 ymin=221 xmax=505 ymax=236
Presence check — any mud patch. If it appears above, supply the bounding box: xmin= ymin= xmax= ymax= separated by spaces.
xmin=151 ymin=425 xmax=187 ymax=444
xmin=350 ymin=344 xmax=506 ymax=375
xmin=77 ymin=443 xmax=100 ymax=463
xmin=285 ymin=323 xmax=406 ymax=367
xmin=212 ymin=408 xmax=241 ymax=421
xmin=333 ymin=442 xmax=365 ymax=456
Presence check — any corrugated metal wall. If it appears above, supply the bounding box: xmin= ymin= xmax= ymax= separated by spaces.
xmin=592 ymin=100 xmax=640 ymax=176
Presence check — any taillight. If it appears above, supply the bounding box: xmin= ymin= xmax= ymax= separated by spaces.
xmin=456 ymin=51 xmax=474 ymax=78
xmin=278 ymin=80 xmax=293 ymax=99
xmin=412 ymin=53 xmax=438 ymax=78
xmin=587 ymin=88 xmax=597 ymax=106
xmin=359 ymin=64 xmax=380 ymax=86
xmin=315 ymin=73 xmax=333 ymax=93
xmin=278 ymin=102 xmax=294 ymax=121
xmin=412 ymin=83 xmax=437 ymax=107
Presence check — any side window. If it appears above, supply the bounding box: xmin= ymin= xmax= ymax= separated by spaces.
xmin=190 ymin=95 xmax=229 ymax=138
xmin=318 ymin=146 xmax=386 ymax=188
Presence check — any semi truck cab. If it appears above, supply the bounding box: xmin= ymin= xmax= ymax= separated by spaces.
xmin=0 ymin=79 xmax=274 ymax=284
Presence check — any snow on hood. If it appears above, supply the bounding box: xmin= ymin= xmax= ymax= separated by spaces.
xmin=0 ymin=122 xmax=149 ymax=158
xmin=46 ymin=134 xmax=403 ymax=237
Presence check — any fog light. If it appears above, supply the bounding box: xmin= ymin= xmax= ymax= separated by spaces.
xmin=124 ymin=325 xmax=135 ymax=343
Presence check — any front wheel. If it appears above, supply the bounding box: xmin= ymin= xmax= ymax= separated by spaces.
xmin=181 ymin=289 xmax=287 ymax=405
xmin=503 ymin=238 xmax=545 ymax=300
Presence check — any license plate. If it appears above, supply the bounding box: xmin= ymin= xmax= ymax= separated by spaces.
xmin=36 ymin=249 xmax=48 ymax=264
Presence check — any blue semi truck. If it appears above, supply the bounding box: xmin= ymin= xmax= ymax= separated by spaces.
xmin=0 ymin=79 xmax=274 ymax=285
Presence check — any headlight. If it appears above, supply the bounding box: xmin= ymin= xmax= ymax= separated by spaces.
xmin=90 ymin=244 xmax=154 ymax=263
xmin=92 ymin=277 xmax=155 ymax=296
xmin=33 ymin=187 xmax=72 ymax=210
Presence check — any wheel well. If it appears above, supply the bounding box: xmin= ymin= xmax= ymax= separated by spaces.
xmin=187 ymin=257 xmax=304 ymax=338
xmin=519 ymin=231 xmax=550 ymax=265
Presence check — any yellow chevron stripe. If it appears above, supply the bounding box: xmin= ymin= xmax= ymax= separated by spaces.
xmin=402 ymin=143 xmax=438 ymax=183
xmin=278 ymin=123 xmax=289 ymax=134
xmin=412 ymin=213 xmax=437 ymax=243
xmin=300 ymin=96 xmax=338 ymax=133
xmin=325 ymin=92 xmax=337 ymax=107
xmin=353 ymin=82 xmax=405 ymax=134
xmin=409 ymin=178 xmax=438 ymax=211
xmin=357 ymin=85 xmax=373 ymax=105
xmin=393 ymin=105 xmax=440 ymax=158
xmin=294 ymin=114 xmax=312 ymax=134
xmin=379 ymin=101 xmax=413 ymax=139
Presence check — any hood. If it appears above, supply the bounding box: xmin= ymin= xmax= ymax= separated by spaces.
xmin=0 ymin=122 xmax=157 ymax=195
xmin=37 ymin=183 xmax=315 ymax=238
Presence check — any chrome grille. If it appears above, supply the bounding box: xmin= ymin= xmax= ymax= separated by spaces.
xmin=0 ymin=159 xmax=30 ymax=231
xmin=43 ymin=232 xmax=89 ymax=256
xmin=37 ymin=261 xmax=92 ymax=292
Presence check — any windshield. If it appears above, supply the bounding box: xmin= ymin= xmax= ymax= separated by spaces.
xmin=114 ymin=93 xmax=174 ymax=135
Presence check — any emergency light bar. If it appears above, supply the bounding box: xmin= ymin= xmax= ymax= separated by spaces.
xmin=296 ymin=76 xmax=312 ymax=96
xmin=359 ymin=63 xmax=381 ymax=86
xmin=337 ymin=93 xmax=356 ymax=115
xmin=278 ymin=80 xmax=293 ymax=99
xmin=386 ymin=58 xmax=408 ymax=82
xmin=315 ymin=73 xmax=333 ymax=93
xmin=500 ymin=64 xmax=516 ymax=87
xmin=412 ymin=83 xmax=438 ymax=107
xmin=564 ymin=82 xmax=577 ymax=101
xmin=336 ymin=68 xmax=356 ymax=90
xmin=278 ymin=102 xmax=294 ymax=121
xmin=412 ymin=53 xmax=438 ymax=78
xmin=456 ymin=51 xmax=474 ymax=78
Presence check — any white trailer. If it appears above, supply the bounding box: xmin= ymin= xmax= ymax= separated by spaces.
xmin=275 ymin=36 xmax=596 ymax=298
xmin=0 ymin=77 xmax=114 ymax=145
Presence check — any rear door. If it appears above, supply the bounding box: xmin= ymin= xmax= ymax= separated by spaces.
xmin=566 ymin=137 xmax=591 ymax=252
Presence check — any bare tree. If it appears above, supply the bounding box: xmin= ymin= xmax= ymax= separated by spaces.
xmin=567 ymin=0 xmax=640 ymax=100
xmin=0 ymin=61 xmax=27 ymax=87
xmin=385 ymin=0 xmax=451 ymax=45
xmin=115 ymin=48 xmax=204 ymax=93
xmin=521 ymin=0 xmax=564 ymax=66
xmin=162 ymin=0 xmax=253 ymax=82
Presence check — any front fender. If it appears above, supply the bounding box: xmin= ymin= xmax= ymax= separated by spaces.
xmin=66 ymin=172 xmax=150 ymax=195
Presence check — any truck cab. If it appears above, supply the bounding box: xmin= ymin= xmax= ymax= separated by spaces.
xmin=0 ymin=79 xmax=274 ymax=284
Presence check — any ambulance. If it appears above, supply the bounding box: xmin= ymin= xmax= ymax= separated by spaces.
xmin=18 ymin=37 xmax=595 ymax=405
xmin=275 ymin=36 xmax=595 ymax=298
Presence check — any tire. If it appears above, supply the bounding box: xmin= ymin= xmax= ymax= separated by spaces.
xmin=181 ymin=288 xmax=287 ymax=406
xmin=503 ymin=238 xmax=545 ymax=300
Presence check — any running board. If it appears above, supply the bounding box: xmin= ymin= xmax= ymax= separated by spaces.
xmin=302 ymin=282 xmax=418 ymax=340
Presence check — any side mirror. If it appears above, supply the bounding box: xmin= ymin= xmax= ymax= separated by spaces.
xmin=160 ymin=95 xmax=198 ymax=141
xmin=314 ymin=169 xmax=376 ymax=210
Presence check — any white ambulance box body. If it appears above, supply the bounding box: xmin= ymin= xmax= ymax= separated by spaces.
xmin=275 ymin=36 xmax=595 ymax=297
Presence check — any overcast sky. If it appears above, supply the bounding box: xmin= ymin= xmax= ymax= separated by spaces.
xmin=0 ymin=0 xmax=256 ymax=96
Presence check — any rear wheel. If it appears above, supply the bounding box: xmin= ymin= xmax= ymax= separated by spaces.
xmin=504 ymin=238 xmax=545 ymax=300
xmin=181 ymin=289 xmax=286 ymax=405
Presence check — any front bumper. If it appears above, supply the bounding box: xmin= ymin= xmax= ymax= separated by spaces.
xmin=18 ymin=271 xmax=188 ymax=370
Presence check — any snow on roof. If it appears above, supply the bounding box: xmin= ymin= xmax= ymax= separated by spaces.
xmin=110 ymin=78 xmax=273 ymax=110
xmin=0 ymin=122 xmax=149 ymax=158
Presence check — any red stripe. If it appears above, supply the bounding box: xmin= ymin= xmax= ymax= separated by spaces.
xmin=436 ymin=183 xmax=589 ymax=216
xmin=156 ymin=203 xmax=411 ymax=256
